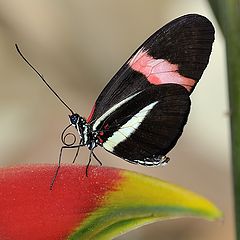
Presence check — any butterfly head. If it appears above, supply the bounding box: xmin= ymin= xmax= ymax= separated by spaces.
xmin=69 ymin=113 xmax=86 ymax=129
xmin=69 ymin=113 xmax=80 ymax=125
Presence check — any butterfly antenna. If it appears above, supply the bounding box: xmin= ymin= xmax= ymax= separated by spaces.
xmin=15 ymin=44 xmax=74 ymax=115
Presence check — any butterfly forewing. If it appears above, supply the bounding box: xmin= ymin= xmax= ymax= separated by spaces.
xmin=87 ymin=14 xmax=214 ymax=123
xmin=85 ymin=14 xmax=214 ymax=165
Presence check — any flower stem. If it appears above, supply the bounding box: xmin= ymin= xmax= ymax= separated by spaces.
xmin=208 ymin=0 xmax=240 ymax=238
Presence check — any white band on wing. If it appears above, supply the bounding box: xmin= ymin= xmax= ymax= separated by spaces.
xmin=103 ymin=101 xmax=158 ymax=152
xmin=92 ymin=92 xmax=141 ymax=131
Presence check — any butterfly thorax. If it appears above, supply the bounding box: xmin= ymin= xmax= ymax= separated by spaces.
xmin=69 ymin=113 xmax=98 ymax=150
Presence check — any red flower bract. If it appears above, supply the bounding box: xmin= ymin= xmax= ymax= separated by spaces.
xmin=0 ymin=165 xmax=122 ymax=240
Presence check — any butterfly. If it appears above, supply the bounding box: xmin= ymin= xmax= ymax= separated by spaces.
xmin=16 ymin=14 xmax=215 ymax=188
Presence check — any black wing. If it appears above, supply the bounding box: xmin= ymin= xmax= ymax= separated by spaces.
xmin=93 ymin=84 xmax=190 ymax=163
xmin=87 ymin=14 xmax=214 ymax=123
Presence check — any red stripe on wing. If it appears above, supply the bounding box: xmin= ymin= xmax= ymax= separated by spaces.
xmin=86 ymin=103 xmax=96 ymax=123
xmin=129 ymin=49 xmax=195 ymax=92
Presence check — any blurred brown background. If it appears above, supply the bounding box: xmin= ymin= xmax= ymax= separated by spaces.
xmin=0 ymin=0 xmax=233 ymax=239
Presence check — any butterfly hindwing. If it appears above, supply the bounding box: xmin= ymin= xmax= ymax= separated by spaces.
xmin=93 ymin=84 xmax=190 ymax=164
xmin=87 ymin=14 xmax=214 ymax=123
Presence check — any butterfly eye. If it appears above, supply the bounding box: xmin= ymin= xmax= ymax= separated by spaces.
xmin=69 ymin=114 xmax=80 ymax=125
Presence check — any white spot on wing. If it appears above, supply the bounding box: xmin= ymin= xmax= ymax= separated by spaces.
xmin=103 ymin=101 xmax=158 ymax=152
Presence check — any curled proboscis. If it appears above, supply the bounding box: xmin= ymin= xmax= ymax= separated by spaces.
xmin=61 ymin=124 xmax=78 ymax=146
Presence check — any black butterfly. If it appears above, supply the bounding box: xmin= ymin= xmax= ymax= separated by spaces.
xmin=16 ymin=14 xmax=215 ymax=188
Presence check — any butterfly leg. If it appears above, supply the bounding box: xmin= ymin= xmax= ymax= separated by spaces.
xmin=85 ymin=148 xmax=93 ymax=177
xmin=50 ymin=144 xmax=84 ymax=190
xmin=72 ymin=139 xmax=83 ymax=163
xmin=92 ymin=152 xmax=102 ymax=166
xmin=85 ymin=147 xmax=102 ymax=177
